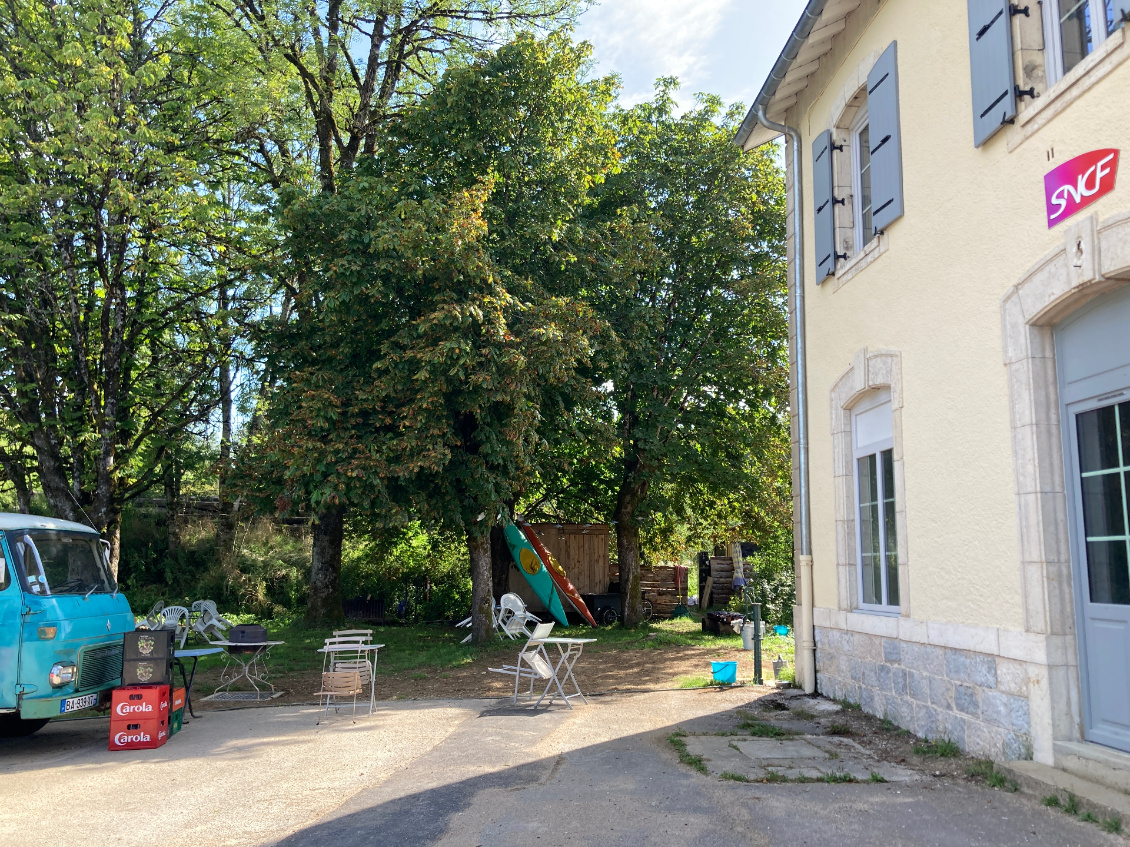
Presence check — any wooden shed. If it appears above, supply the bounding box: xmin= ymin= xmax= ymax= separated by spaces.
xmin=510 ymin=523 xmax=610 ymax=612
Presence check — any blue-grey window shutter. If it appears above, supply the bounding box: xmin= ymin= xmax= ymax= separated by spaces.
xmin=967 ymin=0 xmax=1016 ymax=147
xmin=812 ymin=129 xmax=835 ymax=280
xmin=866 ymin=42 xmax=903 ymax=235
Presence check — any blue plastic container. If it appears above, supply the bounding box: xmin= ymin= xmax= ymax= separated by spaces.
xmin=711 ymin=661 xmax=738 ymax=685
xmin=773 ymin=625 xmax=790 ymax=636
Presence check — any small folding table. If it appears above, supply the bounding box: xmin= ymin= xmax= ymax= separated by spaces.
xmin=535 ymin=636 xmax=596 ymax=709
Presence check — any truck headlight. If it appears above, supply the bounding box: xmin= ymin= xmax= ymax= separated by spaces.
xmin=49 ymin=662 xmax=77 ymax=688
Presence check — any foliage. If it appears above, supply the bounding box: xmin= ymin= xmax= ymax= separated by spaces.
xmin=341 ymin=523 xmax=471 ymax=623
xmin=248 ymin=34 xmax=619 ymax=633
xmin=527 ymin=81 xmax=789 ymax=623
xmin=118 ymin=512 xmax=310 ymax=618
xmin=912 ymin=739 xmax=962 ymax=758
xmin=0 ymin=0 xmax=271 ymax=567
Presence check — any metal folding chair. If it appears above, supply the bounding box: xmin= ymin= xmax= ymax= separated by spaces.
xmin=487 ymin=622 xmax=560 ymax=706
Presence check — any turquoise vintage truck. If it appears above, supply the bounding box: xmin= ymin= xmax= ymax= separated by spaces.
xmin=0 ymin=514 xmax=134 ymax=736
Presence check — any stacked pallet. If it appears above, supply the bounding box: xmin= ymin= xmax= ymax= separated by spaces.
xmin=705 ymin=556 xmax=753 ymax=608
xmin=604 ymin=561 xmax=687 ymax=619
xmin=640 ymin=565 xmax=685 ymax=619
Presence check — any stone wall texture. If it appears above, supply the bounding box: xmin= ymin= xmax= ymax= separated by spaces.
xmin=815 ymin=626 xmax=1032 ymax=760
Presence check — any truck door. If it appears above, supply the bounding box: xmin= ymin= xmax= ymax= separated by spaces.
xmin=0 ymin=541 xmax=20 ymax=710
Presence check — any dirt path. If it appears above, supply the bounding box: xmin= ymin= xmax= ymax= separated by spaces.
xmin=188 ymin=641 xmax=769 ymax=706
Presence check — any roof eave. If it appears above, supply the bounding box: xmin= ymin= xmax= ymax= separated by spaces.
xmin=734 ymin=0 xmax=831 ymax=150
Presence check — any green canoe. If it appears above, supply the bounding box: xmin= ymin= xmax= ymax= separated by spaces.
xmin=502 ymin=520 xmax=569 ymax=627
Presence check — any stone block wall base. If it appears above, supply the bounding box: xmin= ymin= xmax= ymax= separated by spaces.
xmin=815 ymin=625 xmax=1033 ymax=760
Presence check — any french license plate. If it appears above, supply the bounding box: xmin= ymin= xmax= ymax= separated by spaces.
xmin=60 ymin=693 xmax=99 ymax=714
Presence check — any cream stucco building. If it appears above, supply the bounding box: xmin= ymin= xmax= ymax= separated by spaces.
xmin=737 ymin=0 xmax=1130 ymax=769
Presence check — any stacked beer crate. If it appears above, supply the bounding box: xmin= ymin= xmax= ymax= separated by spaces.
xmin=109 ymin=629 xmax=186 ymax=751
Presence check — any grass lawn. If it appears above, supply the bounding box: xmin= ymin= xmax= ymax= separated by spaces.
xmin=180 ymin=613 xmax=796 ymax=703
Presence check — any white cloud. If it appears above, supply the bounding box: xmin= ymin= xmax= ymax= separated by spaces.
xmin=577 ymin=0 xmax=736 ymax=103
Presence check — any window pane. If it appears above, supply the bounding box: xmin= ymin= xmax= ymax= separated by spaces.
xmin=858 ymin=124 xmax=874 ymax=246
xmin=1081 ymin=472 xmax=1127 ymax=538
xmin=1121 ymin=401 xmax=1130 ymax=463
xmin=882 ymin=449 xmax=899 ymax=607
xmin=1087 ymin=539 xmax=1130 ymax=604
xmin=1106 ymin=0 xmax=1120 ymax=35
xmin=1060 ymin=0 xmax=1094 ymax=74
xmin=1078 ymin=405 xmax=1120 ymax=472
xmin=858 ymin=454 xmax=882 ymax=605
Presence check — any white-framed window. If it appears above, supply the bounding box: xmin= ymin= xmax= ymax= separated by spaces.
xmin=853 ymin=392 xmax=899 ymax=611
xmin=1044 ymin=0 xmax=1125 ymax=83
xmin=850 ymin=106 xmax=874 ymax=253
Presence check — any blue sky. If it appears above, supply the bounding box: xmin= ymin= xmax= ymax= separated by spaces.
xmin=575 ymin=0 xmax=809 ymax=110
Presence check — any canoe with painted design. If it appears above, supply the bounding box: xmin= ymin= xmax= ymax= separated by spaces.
xmin=502 ymin=520 xmax=569 ymax=627
xmin=519 ymin=521 xmax=597 ymax=628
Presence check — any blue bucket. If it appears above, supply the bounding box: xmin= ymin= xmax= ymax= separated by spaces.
xmin=711 ymin=661 xmax=737 ymax=685
xmin=773 ymin=625 xmax=790 ymax=636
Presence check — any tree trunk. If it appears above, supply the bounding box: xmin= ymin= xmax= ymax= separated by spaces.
xmin=105 ymin=509 xmax=122 ymax=583
xmin=490 ymin=520 xmax=511 ymax=600
xmin=162 ymin=451 xmax=181 ymax=556
xmin=615 ymin=479 xmax=648 ymax=626
xmin=306 ymin=505 xmax=345 ymax=623
xmin=468 ymin=527 xmax=494 ymax=644
xmin=0 ymin=449 xmax=31 ymax=514
xmin=215 ymin=303 xmax=237 ymax=572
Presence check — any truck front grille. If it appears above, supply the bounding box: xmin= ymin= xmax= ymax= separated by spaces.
xmin=78 ymin=643 xmax=123 ymax=691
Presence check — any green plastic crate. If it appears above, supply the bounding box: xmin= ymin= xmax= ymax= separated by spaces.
xmin=170 ymin=706 xmax=184 ymax=736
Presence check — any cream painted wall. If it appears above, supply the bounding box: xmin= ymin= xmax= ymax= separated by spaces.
xmin=791 ymin=2 xmax=1130 ymax=630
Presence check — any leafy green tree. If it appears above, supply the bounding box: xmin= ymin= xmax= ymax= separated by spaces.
xmin=583 ymin=84 xmax=788 ymax=624
xmin=0 ymin=0 xmax=264 ymax=572
xmin=252 ymin=35 xmax=617 ymax=634
xmin=214 ymin=0 xmax=584 ymax=622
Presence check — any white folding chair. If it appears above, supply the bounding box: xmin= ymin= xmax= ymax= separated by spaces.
xmin=498 ymin=593 xmax=541 ymax=639
xmin=488 ymin=622 xmax=559 ymax=705
xmin=316 ymin=670 xmax=363 ymax=723
xmin=321 ymin=632 xmax=377 ymax=714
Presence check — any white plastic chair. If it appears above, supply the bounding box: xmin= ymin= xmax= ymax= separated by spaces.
xmin=488 ymin=622 xmax=556 ymax=705
xmin=141 ymin=601 xmax=165 ymax=630
xmin=458 ymin=599 xmax=501 ymax=644
xmin=156 ymin=605 xmax=191 ymax=649
xmin=497 ymin=593 xmax=540 ymax=640
xmin=190 ymin=600 xmax=233 ymax=643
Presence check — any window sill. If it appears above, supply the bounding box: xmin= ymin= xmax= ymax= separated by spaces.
xmin=852 ymin=607 xmax=901 ymax=618
xmin=1008 ymin=26 xmax=1127 ymax=152
xmin=830 ymin=232 xmax=888 ymax=292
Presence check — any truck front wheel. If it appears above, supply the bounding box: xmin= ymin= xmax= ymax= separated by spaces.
xmin=0 ymin=713 xmax=50 ymax=737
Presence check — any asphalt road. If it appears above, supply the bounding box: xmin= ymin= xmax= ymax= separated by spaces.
xmin=1 ymin=688 xmax=1120 ymax=847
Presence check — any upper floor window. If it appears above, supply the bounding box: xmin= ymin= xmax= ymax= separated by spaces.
xmin=850 ymin=107 xmax=875 ymax=253
xmin=1045 ymin=0 xmax=1125 ymax=82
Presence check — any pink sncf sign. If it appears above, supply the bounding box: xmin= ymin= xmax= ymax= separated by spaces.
xmin=1045 ymin=149 xmax=1119 ymax=228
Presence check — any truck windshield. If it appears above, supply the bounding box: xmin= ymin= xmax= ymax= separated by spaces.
xmin=7 ymin=531 xmax=117 ymax=596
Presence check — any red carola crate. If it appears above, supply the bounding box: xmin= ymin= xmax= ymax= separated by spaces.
xmin=109 ymin=718 xmax=168 ymax=751
xmin=111 ymin=685 xmax=170 ymax=722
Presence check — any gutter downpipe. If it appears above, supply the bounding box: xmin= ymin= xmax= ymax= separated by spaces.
xmin=757 ymin=106 xmax=815 ymax=695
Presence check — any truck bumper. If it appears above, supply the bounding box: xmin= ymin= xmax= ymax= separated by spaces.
xmin=19 ymin=685 xmax=116 ymax=720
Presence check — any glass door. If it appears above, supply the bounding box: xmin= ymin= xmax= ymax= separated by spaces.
xmin=1070 ymin=397 xmax=1130 ymax=751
